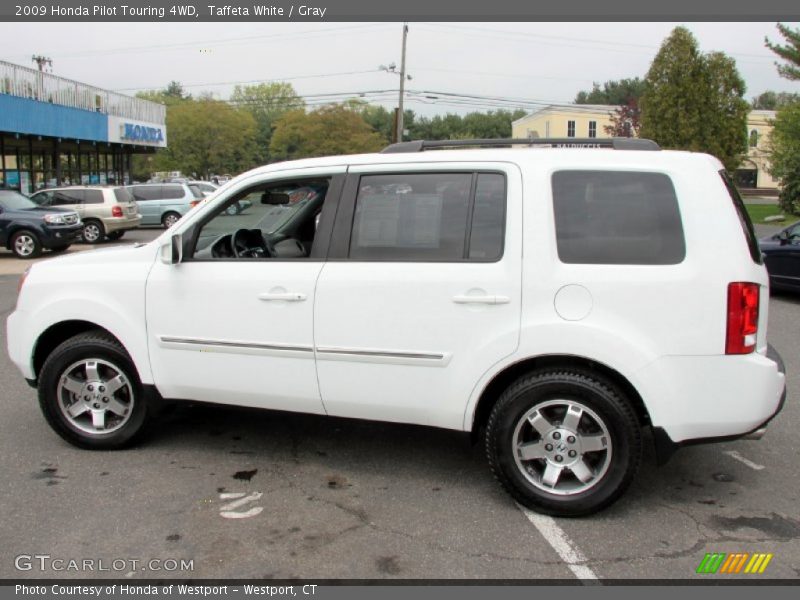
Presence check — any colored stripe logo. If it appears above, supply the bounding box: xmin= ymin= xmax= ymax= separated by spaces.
xmin=696 ymin=552 xmax=773 ymax=574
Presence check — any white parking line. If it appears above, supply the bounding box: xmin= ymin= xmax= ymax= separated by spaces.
xmin=517 ymin=504 xmax=600 ymax=582
xmin=723 ymin=450 xmax=765 ymax=471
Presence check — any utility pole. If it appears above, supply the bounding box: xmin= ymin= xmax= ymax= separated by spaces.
xmin=32 ymin=55 xmax=52 ymax=72
xmin=397 ymin=23 xmax=409 ymax=143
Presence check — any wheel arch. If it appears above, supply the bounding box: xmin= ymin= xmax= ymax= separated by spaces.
xmin=5 ymin=225 xmax=40 ymax=249
xmin=32 ymin=321 xmax=128 ymax=383
xmin=469 ymin=354 xmax=651 ymax=441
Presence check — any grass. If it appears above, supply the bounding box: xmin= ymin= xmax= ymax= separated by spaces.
xmin=745 ymin=203 xmax=785 ymax=224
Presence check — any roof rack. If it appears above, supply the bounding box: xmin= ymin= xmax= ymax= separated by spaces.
xmin=380 ymin=138 xmax=660 ymax=153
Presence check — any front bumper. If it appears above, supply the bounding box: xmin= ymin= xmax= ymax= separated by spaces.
xmin=39 ymin=223 xmax=83 ymax=248
xmin=653 ymin=344 xmax=787 ymax=465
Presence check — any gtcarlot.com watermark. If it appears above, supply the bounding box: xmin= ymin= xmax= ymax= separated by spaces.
xmin=14 ymin=554 xmax=194 ymax=573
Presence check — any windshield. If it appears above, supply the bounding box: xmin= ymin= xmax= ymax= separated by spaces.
xmin=0 ymin=190 xmax=37 ymax=210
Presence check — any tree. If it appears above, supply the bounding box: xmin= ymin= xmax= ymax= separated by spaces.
xmin=269 ymin=104 xmax=386 ymax=161
xmin=751 ymin=90 xmax=800 ymax=110
xmin=765 ymin=24 xmax=800 ymax=215
xmin=230 ymin=82 xmax=303 ymax=164
xmin=768 ymin=103 xmax=800 ymax=214
xmin=574 ymin=78 xmax=646 ymax=105
xmin=135 ymin=81 xmax=191 ymax=106
xmin=639 ymin=26 xmax=749 ymax=172
xmin=765 ymin=23 xmax=800 ymax=81
xmin=152 ymin=98 xmax=258 ymax=178
xmin=407 ymin=110 xmax=526 ymax=140
xmin=605 ymin=98 xmax=641 ymax=137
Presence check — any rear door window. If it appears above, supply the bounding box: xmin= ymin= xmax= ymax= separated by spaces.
xmin=552 ymin=170 xmax=685 ymax=265
xmin=83 ymin=190 xmax=104 ymax=204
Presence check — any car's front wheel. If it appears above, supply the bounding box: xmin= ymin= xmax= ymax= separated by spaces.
xmin=38 ymin=331 xmax=150 ymax=449
xmin=485 ymin=369 xmax=641 ymax=517
xmin=11 ymin=230 xmax=42 ymax=258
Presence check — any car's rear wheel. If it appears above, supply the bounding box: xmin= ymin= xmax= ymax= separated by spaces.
xmin=485 ymin=369 xmax=641 ymax=517
xmin=106 ymin=230 xmax=125 ymax=241
xmin=38 ymin=331 xmax=150 ymax=449
xmin=81 ymin=220 xmax=105 ymax=244
xmin=162 ymin=212 xmax=180 ymax=229
xmin=11 ymin=230 xmax=42 ymax=258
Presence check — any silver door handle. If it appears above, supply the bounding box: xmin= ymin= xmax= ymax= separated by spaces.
xmin=258 ymin=292 xmax=307 ymax=302
xmin=452 ymin=295 xmax=510 ymax=305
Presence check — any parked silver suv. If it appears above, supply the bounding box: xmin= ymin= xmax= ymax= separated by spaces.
xmin=29 ymin=186 xmax=141 ymax=243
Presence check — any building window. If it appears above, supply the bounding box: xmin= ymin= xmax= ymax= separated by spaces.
xmin=567 ymin=121 xmax=576 ymax=138
xmin=749 ymin=129 xmax=759 ymax=148
xmin=588 ymin=121 xmax=597 ymax=138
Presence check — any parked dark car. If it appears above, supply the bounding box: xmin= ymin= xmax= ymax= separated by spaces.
xmin=0 ymin=190 xmax=82 ymax=258
xmin=759 ymin=221 xmax=800 ymax=292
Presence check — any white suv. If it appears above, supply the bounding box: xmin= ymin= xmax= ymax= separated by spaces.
xmin=6 ymin=139 xmax=786 ymax=516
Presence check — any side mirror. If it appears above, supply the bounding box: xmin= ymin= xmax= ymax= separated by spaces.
xmin=159 ymin=233 xmax=183 ymax=265
xmin=779 ymin=231 xmax=790 ymax=245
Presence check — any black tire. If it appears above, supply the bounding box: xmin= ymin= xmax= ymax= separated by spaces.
xmin=50 ymin=245 xmax=71 ymax=253
xmin=485 ymin=369 xmax=641 ymax=517
xmin=38 ymin=331 xmax=150 ymax=450
xmin=162 ymin=212 xmax=181 ymax=229
xmin=10 ymin=230 xmax=43 ymax=258
xmin=81 ymin=219 xmax=105 ymax=244
xmin=106 ymin=230 xmax=125 ymax=241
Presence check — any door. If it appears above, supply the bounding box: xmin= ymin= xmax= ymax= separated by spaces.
xmin=763 ymin=224 xmax=800 ymax=290
xmin=145 ymin=167 xmax=345 ymax=414
xmin=130 ymin=186 xmax=161 ymax=225
xmin=314 ymin=164 xmax=523 ymax=430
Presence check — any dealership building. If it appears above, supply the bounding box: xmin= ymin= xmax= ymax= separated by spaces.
xmin=0 ymin=59 xmax=166 ymax=194
xmin=512 ymin=105 xmax=779 ymax=192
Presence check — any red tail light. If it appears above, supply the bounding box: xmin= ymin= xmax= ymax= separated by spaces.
xmin=726 ymin=282 xmax=759 ymax=355
xmin=111 ymin=206 xmax=123 ymax=218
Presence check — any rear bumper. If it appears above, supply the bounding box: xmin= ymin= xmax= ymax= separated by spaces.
xmin=103 ymin=215 xmax=142 ymax=233
xmin=653 ymin=344 xmax=787 ymax=465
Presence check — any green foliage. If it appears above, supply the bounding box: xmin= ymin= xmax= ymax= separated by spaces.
xmin=230 ymin=82 xmax=303 ymax=164
xmin=408 ymin=109 xmax=526 ymax=140
xmin=152 ymin=98 xmax=258 ymax=179
xmin=574 ymin=78 xmax=647 ymax=105
xmin=751 ymin=90 xmax=800 ymax=110
xmin=765 ymin=23 xmax=800 ymax=81
xmin=639 ymin=26 xmax=749 ymax=172
xmin=768 ymin=102 xmax=800 ymax=215
xmin=269 ymin=104 xmax=386 ymax=160
xmin=135 ymin=81 xmax=191 ymax=106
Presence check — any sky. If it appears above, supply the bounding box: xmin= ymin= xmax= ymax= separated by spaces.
xmin=1 ymin=21 xmax=799 ymax=116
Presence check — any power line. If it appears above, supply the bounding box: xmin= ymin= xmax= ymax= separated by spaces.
xmin=10 ymin=24 xmax=392 ymax=61
xmin=419 ymin=23 xmax=777 ymax=62
xmin=115 ymin=69 xmax=385 ymax=92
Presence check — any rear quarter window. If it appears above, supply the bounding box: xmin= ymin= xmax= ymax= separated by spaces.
xmin=113 ymin=188 xmax=134 ymax=203
xmin=162 ymin=185 xmax=187 ymax=200
xmin=552 ymin=170 xmax=685 ymax=265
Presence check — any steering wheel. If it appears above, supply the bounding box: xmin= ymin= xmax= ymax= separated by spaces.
xmin=230 ymin=228 xmax=269 ymax=258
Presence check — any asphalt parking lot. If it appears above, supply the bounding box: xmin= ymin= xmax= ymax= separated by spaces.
xmin=0 ymin=225 xmax=798 ymax=581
